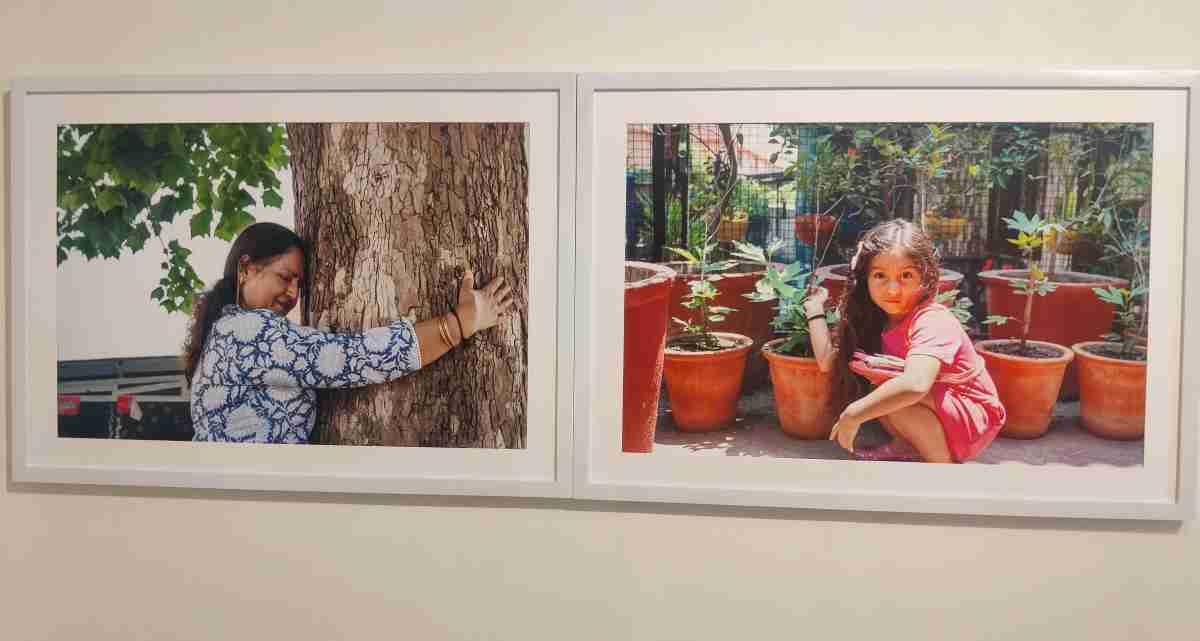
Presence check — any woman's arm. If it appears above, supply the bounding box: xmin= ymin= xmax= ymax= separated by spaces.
xmin=415 ymin=270 xmax=513 ymax=367
xmin=802 ymin=287 xmax=836 ymax=372
xmin=217 ymin=271 xmax=513 ymax=389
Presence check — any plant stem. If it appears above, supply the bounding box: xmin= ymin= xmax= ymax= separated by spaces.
xmin=1021 ymin=263 xmax=1034 ymax=354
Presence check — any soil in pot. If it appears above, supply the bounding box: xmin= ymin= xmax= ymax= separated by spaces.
xmin=623 ymin=261 xmax=677 ymax=453
xmin=761 ymin=339 xmax=840 ymax=439
xmin=976 ymin=339 xmax=1074 ymax=439
xmin=662 ymin=332 xmax=753 ymax=432
xmin=1072 ymin=341 xmax=1147 ymax=441
xmin=978 ymin=269 xmax=1128 ymax=401
xmin=665 ymin=260 xmax=779 ymax=391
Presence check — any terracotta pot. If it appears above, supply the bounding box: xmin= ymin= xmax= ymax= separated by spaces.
xmin=716 ymin=218 xmax=749 ymax=242
xmin=814 ymin=263 xmax=964 ymax=307
xmin=665 ymin=261 xmax=781 ymax=391
xmin=979 ymin=269 xmax=1127 ymax=400
xmin=795 ymin=214 xmax=837 ymax=247
xmin=761 ymin=339 xmax=840 ymax=439
xmin=622 ymin=261 xmax=677 ymax=452
xmin=976 ymin=339 xmax=1074 ymax=439
xmin=1072 ymin=341 xmax=1146 ymax=440
xmin=922 ymin=215 xmax=969 ymax=241
xmin=662 ymin=332 xmax=753 ymax=432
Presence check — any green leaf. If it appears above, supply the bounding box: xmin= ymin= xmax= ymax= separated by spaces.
xmin=729 ymin=240 xmax=765 ymax=263
xmin=191 ymin=208 xmax=214 ymax=238
xmin=780 ymin=261 xmax=808 ymax=282
xmin=213 ymin=209 xmax=255 ymax=241
xmin=95 ymin=188 xmax=126 ymax=214
xmin=983 ymin=315 xmax=1011 ymax=326
xmin=666 ymin=246 xmax=699 ymax=263
xmin=262 ymin=189 xmax=284 ymax=209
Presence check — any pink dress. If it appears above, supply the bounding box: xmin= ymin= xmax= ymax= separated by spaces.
xmin=880 ymin=302 xmax=1006 ymax=462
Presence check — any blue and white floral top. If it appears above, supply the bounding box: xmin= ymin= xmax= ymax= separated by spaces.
xmin=190 ymin=305 xmax=422 ymax=444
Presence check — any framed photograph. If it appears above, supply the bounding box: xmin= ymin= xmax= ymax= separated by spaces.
xmin=574 ymin=70 xmax=1198 ymax=519
xmin=10 ymin=73 xmax=576 ymax=498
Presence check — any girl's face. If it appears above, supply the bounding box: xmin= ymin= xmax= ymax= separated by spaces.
xmin=866 ymin=248 xmax=925 ymax=323
xmin=240 ymin=246 xmax=303 ymax=316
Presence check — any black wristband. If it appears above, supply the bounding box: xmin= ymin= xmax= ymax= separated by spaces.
xmin=806 ymin=313 xmax=825 ymax=322
xmin=450 ymin=308 xmax=468 ymax=341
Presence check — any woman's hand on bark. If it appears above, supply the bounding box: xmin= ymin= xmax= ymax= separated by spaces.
xmin=456 ymin=270 xmax=514 ymax=337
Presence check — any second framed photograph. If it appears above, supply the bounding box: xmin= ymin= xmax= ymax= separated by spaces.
xmin=11 ymin=73 xmax=575 ymax=497
xmin=574 ymin=70 xmax=1198 ymax=519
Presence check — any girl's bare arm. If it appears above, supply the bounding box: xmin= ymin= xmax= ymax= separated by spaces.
xmin=802 ymin=287 xmax=836 ymax=371
xmin=842 ymin=354 xmax=940 ymax=423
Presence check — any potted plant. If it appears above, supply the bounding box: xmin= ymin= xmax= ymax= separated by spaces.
xmin=978 ymin=126 xmax=1145 ymax=399
xmin=661 ymin=241 xmax=753 ymax=432
xmin=731 ymin=239 xmax=840 ymax=439
xmin=664 ymin=211 xmax=780 ymax=391
xmin=716 ymin=209 xmax=750 ymax=242
xmin=1072 ymin=213 xmax=1150 ymax=440
xmin=783 ymin=134 xmax=863 ymax=250
xmin=808 ymin=124 xmax=972 ymax=303
xmin=976 ymin=211 xmax=1075 ymax=439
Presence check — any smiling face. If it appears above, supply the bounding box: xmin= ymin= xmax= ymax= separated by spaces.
xmin=866 ymin=248 xmax=926 ymax=325
xmin=239 ymin=246 xmax=303 ymax=316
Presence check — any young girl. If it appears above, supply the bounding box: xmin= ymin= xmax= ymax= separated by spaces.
xmin=805 ymin=219 xmax=1006 ymax=463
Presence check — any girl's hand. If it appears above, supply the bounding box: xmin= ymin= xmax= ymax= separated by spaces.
xmin=455 ymin=270 xmax=514 ymax=338
xmin=829 ymin=411 xmax=863 ymax=452
xmin=804 ymin=286 xmax=829 ymax=317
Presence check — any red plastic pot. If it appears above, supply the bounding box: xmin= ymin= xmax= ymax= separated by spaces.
xmin=664 ymin=261 xmax=781 ymax=390
xmin=814 ymin=263 xmax=964 ymax=307
xmin=979 ymin=269 xmax=1127 ymax=400
xmin=622 ymin=261 xmax=676 ymax=453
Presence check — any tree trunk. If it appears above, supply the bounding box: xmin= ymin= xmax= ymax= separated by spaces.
xmin=288 ymin=123 xmax=528 ymax=448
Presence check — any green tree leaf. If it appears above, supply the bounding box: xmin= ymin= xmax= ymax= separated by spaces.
xmin=191 ymin=208 xmax=214 ymax=238
xmin=57 ymin=122 xmax=288 ymax=314
xmin=95 ymin=188 xmax=126 ymax=213
xmin=262 ymin=189 xmax=284 ymax=209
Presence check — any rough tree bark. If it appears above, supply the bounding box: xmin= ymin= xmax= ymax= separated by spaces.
xmin=288 ymin=123 xmax=528 ymax=448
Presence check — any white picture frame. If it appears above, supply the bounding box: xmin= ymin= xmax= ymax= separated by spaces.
xmin=573 ymin=69 xmax=1198 ymax=520
xmin=9 ymin=73 xmax=576 ymax=498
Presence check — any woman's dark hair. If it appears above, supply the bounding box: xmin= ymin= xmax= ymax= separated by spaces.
xmin=832 ymin=219 xmax=940 ymax=404
xmin=183 ymin=222 xmax=307 ymax=383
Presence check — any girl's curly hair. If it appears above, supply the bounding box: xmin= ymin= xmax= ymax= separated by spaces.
xmin=832 ymin=219 xmax=941 ymax=404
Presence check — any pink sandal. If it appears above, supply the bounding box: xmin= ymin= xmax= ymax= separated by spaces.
xmin=852 ymin=439 xmax=924 ymax=462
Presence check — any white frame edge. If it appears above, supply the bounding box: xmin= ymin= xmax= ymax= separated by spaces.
xmin=573 ymin=69 xmax=1198 ymax=520
xmin=8 ymin=73 xmax=577 ymax=499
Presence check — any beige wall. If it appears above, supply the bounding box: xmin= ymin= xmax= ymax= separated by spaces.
xmin=4 ymin=2 xmax=1198 ymax=639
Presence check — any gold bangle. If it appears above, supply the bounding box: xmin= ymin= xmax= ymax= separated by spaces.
xmin=438 ymin=316 xmax=454 ymax=348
